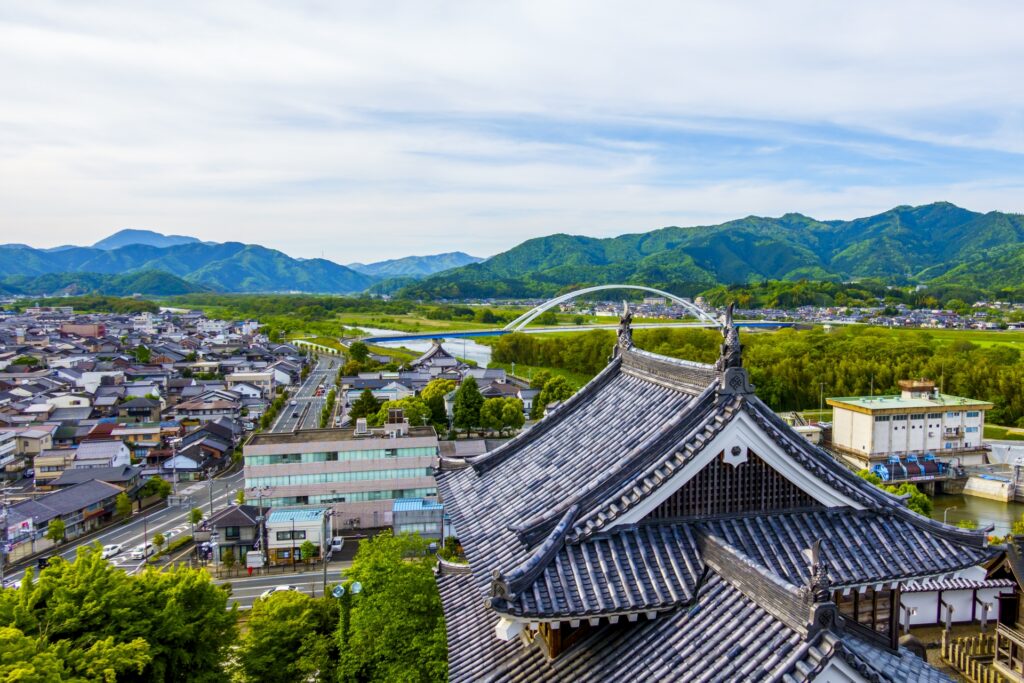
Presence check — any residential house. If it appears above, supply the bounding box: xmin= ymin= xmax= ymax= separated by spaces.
xmin=72 ymin=439 xmax=131 ymax=469
xmin=265 ymin=508 xmax=328 ymax=566
xmin=118 ymin=397 xmax=162 ymax=423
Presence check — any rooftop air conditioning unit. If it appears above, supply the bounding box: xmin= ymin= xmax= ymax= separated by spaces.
xmin=354 ymin=418 xmax=369 ymax=436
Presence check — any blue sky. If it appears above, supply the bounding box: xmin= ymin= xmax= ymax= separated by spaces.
xmin=2 ymin=2 xmax=1023 ymax=262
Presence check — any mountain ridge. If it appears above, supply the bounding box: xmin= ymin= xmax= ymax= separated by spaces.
xmin=348 ymin=251 xmax=483 ymax=278
xmin=92 ymin=228 xmax=205 ymax=250
xmin=399 ymin=202 xmax=1024 ymax=299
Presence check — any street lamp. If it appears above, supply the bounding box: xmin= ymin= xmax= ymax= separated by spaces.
xmin=321 ymin=509 xmax=334 ymax=597
xmin=943 ymin=506 xmax=957 ymax=524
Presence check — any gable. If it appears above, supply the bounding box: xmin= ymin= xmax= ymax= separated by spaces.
xmin=609 ymin=408 xmax=864 ymax=529
xmin=644 ymin=449 xmax=821 ymax=520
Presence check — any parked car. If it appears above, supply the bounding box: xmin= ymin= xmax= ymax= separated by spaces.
xmin=129 ymin=543 xmax=154 ymax=560
xmin=259 ymin=585 xmax=299 ymax=600
xmin=23 ymin=468 xmax=34 ymax=479
xmin=101 ymin=544 xmax=123 ymax=559
xmin=329 ymin=537 xmax=344 ymax=553
xmin=2 ymin=578 xmax=21 ymax=590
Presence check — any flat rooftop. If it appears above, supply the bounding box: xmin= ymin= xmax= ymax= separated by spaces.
xmin=246 ymin=425 xmax=437 ymax=446
xmin=827 ymin=394 xmax=993 ymax=411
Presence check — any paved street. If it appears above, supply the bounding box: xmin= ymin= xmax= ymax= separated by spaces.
xmin=270 ymin=355 xmax=337 ymax=433
xmin=4 ymin=468 xmax=244 ymax=585
xmin=215 ymin=561 xmax=353 ymax=609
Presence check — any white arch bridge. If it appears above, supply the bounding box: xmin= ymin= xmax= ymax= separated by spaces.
xmin=503 ymin=285 xmax=718 ymax=331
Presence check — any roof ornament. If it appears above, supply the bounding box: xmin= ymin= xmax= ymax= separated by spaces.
xmin=715 ymin=302 xmax=754 ymax=398
xmin=802 ymin=539 xmax=841 ymax=636
xmin=617 ymin=300 xmax=634 ymax=351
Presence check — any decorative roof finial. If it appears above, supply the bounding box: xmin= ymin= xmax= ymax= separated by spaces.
xmin=617 ymin=300 xmax=634 ymax=350
xmin=803 ymin=539 xmax=832 ymax=604
xmin=714 ymin=302 xmax=742 ymax=371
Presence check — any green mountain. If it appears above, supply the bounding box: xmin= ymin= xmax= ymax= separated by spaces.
xmin=348 ymin=251 xmax=483 ymax=278
xmin=400 ymin=203 xmax=1024 ymax=298
xmin=0 ymin=239 xmax=375 ymax=294
xmin=92 ymin=228 xmax=204 ymax=250
xmin=1 ymin=270 xmax=209 ymax=296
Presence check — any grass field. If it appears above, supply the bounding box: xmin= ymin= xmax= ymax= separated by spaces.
xmin=984 ymin=424 xmax=1024 ymax=441
xmin=487 ymin=361 xmax=594 ymax=390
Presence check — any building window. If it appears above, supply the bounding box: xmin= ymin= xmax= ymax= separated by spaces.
xmin=947 ymin=412 xmax=960 ymax=418
xmin=927 ymin=412 xmax=941 ymax=418
xmin=966 ymin=427 xmax=979 ymax=433
xmin=874 ymin=416 xmax=890 ymax=422
xmin=224 ymin=526 xmax=240 ymax=540
xmin=892 ymin=415 xmax=907 ymax=421
xmin=909 ymin=413 xmax=924 ymax=420
xmin=275 ymin=530 xmax=307 ymax=541
xmin=967 ymin=411 xmax=980 ymax=418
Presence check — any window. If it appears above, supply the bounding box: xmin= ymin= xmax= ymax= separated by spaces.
xmin=275 ymin=530 xmax=306 ymax=541
xmin=909 ymin=413 xmax=924 ymax=420
xmin=892 ymin=415 xmax=908 ymax=421
xmin=224 ymin=526 xmax=240 ymax=540
xmin=967 ymin=411 xmax=980 ymax=418
xmin=927 ymin=412 xmax=942 ymax=419
xmin=966 ymin=427 xmax=979 ymax=433
xmin=947 ymin=412 xmax=961 ymax=418
xmin=874 ymin=416 xmax=890 ymax=422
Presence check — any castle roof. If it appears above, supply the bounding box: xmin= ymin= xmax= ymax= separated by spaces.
xmin=436 ymin=305 xmax=987 ymax=682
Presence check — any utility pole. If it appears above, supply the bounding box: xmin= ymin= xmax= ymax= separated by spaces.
xmin=322 ymin=509 xmax=334 ymax=598
xmin=1 ymin=489 xmax=8 ymax=587
xmin=818 ymin=382 xmax=825 ymax=416
xmin=207 ymin=470 xmax=215 ymax=518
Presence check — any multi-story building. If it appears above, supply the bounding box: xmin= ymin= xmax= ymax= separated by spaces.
xmin=827 ymin=379 xmax=992 ymax=468
xmin=243 ymin=413 xmax=439 ymax=530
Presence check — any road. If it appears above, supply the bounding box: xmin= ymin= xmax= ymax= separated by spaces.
xmin=270 ymin=355 xmax=337 ymax=433
xmin=3 ymin=468 xmax=244 ymax=585
xmin=215 ymin=561 xmax=353 ymax=609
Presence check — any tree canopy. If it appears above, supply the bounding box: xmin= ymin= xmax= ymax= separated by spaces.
xmin=452 ymin=376 xmax=484 ymax=435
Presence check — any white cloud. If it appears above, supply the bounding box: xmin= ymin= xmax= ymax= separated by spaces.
xmin=1 ymin=1 xmax=1023 ymax=262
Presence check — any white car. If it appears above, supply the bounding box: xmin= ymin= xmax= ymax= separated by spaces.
xmin=2 ymin=578 xmax=21 ymax=590
xmin=129 ymin=543 xmax=155 ymax=560
xmin=164 ymin=530 xmax=179 ymax=541
xmin=101 ymin=544 xmax=123 ymax=559
xmin=259 ymin=585 xmax=299 ymax=600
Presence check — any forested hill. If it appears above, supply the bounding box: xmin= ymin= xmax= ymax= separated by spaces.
xmin=400 ymin=203 xmax=1024 ymax=299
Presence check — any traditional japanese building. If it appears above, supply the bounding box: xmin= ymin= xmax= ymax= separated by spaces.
xmin=435 ymin=305 xmax=996 ymax=682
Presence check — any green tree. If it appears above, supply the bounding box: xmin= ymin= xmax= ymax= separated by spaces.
xmin=370 ymin=397 xmax=432 ymax=428
xmin=300 ymin=540 xmax=317 ymax=564
xmin=0 ymin=545 xmax=235 ymax=682
xmin=152 ymin=533 xmax=165 ymax=553
xmin=116 ymin=491 xmax=133 ymax=520
xmin=349 ymin=389 xmax=382 ymax=420
xmin=139 ymin=477 xmax=172 ymax=500
xmin=422 ymin=378 xmax=456 ymax=427
xmin=479 ymin=397 xmax=505 ymax=435
xmin=0 ymin=625 xmax=73 ymax=681
xmin=529 ymin=369 xmax=553 ymax=390
xmin=45 ymin=519 xmax=65 ymax=544
xmin=532 ymin=376 xmax=574 ymax=419
xmin=133 ymin=345 xmax=151 ymax=363
xmin=189 ymin=507 xmax=204 ymax=526
xmin=501 ymin=397 xmax=526 ymax=434
xmin=222 ymin=547 xmax=236 ymax=573
xmin=234 ymin=591 xmax=338 ymax=683
xmin=341 ymin=359 xmax=364 ymax=376
xmin=348 ymin=341 xmax=370 ymax=363
xmin=535 ymin=310 xmax=558 ymax=326
xmin=452 ymin=376 xmax=484 ymax=436
xmin=336 ymin=531 xmax=447 ymax=682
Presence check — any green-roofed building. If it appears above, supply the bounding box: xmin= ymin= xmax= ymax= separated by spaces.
xmin=827 ymin=379 xmax=992 ymax=468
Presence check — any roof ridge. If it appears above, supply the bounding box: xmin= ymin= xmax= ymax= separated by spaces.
xmin=468 ymin=355 xmax=623 ymax=474
xmin=490 ymin=504 xmax=580 ymax=610
xmin=509 ymin=385 xmax=720 ymax=547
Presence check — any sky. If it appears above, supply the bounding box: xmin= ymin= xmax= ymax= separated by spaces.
xmin=2 ymin=2 xmax=1024 ymax=263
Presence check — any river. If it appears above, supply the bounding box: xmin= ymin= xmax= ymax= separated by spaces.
xmin=354 ymin=327 xmax=494 ymax=366
xmin=929 ymin=493 xmax=1024 ymax=536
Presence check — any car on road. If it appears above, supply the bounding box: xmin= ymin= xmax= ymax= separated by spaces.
xmin=129 ymin=543 xmax=155 ymax=560
xmin=164 ymin=530 xmax=179 ymax=540
xmin=290 ymin=399 xmax=297 ymax=406
xmin=259 ymin=585 xmax=300 ymax=600
xmin=2 ymin=578 xmax=21 ymax=590
xmin=23 ymin=468 xmax=34 ymax=479
xmin=101 ymin=544 xmax=123 ymax=559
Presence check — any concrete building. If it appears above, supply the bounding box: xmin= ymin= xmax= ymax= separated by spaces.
xmin=392 ymin=498 xmax=445 ymax=540
xmin=265 ymin=507 xmax=328 ymax=565
xmin=827 ymin=379 xmax=992 ymax=468
xmin=226 ymin=371 xmax=275 ymax=397
xmin=244 ymin=414 xmax=439 ymax=530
